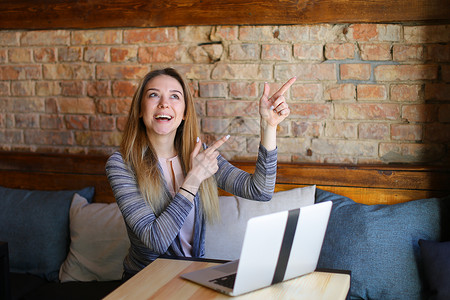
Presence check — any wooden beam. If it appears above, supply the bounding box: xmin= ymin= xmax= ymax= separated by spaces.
xmin=0 ymin=0 xmax=448 ymax=30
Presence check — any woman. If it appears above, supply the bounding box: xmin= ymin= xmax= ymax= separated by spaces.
xmin=106 ymin=68 xmax=295 ymax=279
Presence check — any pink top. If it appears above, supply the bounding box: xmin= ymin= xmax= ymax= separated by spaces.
xmin=158 ymin=156 xmax=195 ymax=257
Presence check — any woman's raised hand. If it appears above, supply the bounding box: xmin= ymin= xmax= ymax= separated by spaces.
xmin=188 ymin=136 xmax=229 ymax=185
xmin=259 ymin=77 xmax=296 ymax=127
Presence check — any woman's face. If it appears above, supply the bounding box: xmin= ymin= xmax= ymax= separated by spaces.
xmin=140 ymin=74 xmax=186 ymax=141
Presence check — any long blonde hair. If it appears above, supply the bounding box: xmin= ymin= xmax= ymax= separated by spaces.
xmin=120 ymin=68 xmax=220 ymax=222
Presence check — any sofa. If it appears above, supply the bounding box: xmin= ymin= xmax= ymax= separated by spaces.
xmin=0 ymin=151 xmax=449 ymax=300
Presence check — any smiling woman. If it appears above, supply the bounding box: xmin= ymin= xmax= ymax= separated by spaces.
xmin=105 ymin=67 xmax=296 ymax=281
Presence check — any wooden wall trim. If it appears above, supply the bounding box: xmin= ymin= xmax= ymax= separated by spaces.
xmin=0 ymin=0 xmax=449 ymax=30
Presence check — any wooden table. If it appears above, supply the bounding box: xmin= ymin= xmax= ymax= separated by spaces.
xmin=104 ymin=258 xmax=350 ymax=300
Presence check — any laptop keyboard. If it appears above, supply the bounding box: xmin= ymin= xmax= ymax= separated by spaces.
xmin=209 ymin=273 xmax=236 ymax=289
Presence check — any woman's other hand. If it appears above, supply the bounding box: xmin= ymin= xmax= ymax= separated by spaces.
xmin=259 ymin=77 xmax=296 ymax=127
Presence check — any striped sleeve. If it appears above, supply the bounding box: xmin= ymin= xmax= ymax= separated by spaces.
xmin=105 ymin=151 xmax=193 ymax=254
xmin=215 ymin=143 xmax=277 ymax=201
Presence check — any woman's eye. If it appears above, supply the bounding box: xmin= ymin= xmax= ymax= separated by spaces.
xmin=148 ymin=92 xmax=158 ymax=98
xmin=171 ymin=94 xmax=180 ymax=100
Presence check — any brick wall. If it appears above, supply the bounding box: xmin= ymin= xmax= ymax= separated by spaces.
xmin=0 ymin=24 xmax=449 ymax=164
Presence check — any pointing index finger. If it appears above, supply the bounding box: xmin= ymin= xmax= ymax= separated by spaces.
xmin=271 ymin=77 xmax=297 ymax=99
xmin=206 ymin=135 xmax=230 ymax=152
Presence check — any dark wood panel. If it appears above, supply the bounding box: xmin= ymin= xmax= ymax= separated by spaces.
xmin=0 ymin=0 xmax=448 ymax=30
xmin=1 ymin=151 xmax=449 ymax=204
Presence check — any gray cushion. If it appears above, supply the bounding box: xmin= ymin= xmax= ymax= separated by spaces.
xmin=315 ymin=188 xmax=449 ymax=300
xmin=0 ymin=186 xmax=94 ymax=282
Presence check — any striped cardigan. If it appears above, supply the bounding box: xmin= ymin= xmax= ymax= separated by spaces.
xmin=105 ymin=144 xmax=277 ymax=275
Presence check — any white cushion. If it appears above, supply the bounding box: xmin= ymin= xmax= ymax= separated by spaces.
xmin=59 ymin=193 xmax=129 ymax=282
xmin=204 ymin=185 xmax=316 ymax=260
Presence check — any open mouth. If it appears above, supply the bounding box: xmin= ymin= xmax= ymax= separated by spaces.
xmin=155 ymin=114 xmax=173 ymax=121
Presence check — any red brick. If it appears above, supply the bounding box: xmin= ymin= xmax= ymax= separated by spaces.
xmin=340 ymin=64 xmax=371 ymax=81
xmin=425 ymin=84 xmax=450 ymax=101
xmin=404 ymin=25 xmax=450 ymax=43
xmin=206 ymin=100 xmax=258 ymax=117
xmin=439 ymin=104 xmax=450 ymax=122
xmin=58 ymin=97 xmax=96 ymax=114
xmin=402 ymin=104 xmax=438 ymax=123
xmin=72 ymin=30 xmax=120 ymax=45
xmin=229 ymin=82 xmax=259 ymax=98
xmin=325 ymin=43 xmax=355 ymax=60
xmin=424 ymin=123 xmax=450 ymax=142
xmin=87 ymin=81 xmax=111 ymax=97
xmin=426 ymin=44 xmax=450 ymax=62
xmin=34 ymin=48 xmax=56 ymax=63
xmin=213 ymin=64 xmax=272 ymax=80
xmin=45 ymin=98 xmax=58 ymax=113
xmin=112 ymin=81 xmax=138 ymax=97
xmin=138 ymin=45 xmax=185 ymax=63
xmin=379 ymin=142 xmax=445 ymax=163
xmin=229 ymin=44 xmax=260 ymax=61
xmin=43 ymin=64 xmax=94 ymax=80
xmin=124 ymin=28 xmax=177 ymax=44
xmin=239 ymin=26 xmax=277 ymax=42
xmin=312 ymin=139 xmax=378 ymax=156
xmin=324 ymin=83 xmax=356 ymax=101
xmin=211 ymin=26 xmax=238 ymax=41
xmin=0 ymin=65 xmax=41 ymax=80
xmin=393 ymin=44 xmax=424 ymax=61
xmin=65 ymin=115 xmax=89 ymax=130
xmin=11 ymin=81 xmax=34 ymax=96
xmin=0 ymin=82 xmax=8 ymax=96
xmin=325 ymin=121 xmax=357 ymax=138
xmin=96 ymin=98 xmax=131 ymax=115
xmin=0 ymin=32 xmax=19 ymax=46
xmin=335 ymin=103 xmax=400 ymax=120
xmin=291 ymin=121 xmax=322 ymax=137
xmin=111 ymin=47 xmax=138 ymax=62
xmin=15 ymin=114 xmax=39 ymax=128
xmin=360 ymin=43 xmax=391 ymax=61
xmin=291 ymin=84 xmax=322 ymax=101
xmin=8 ymin=48 xmax=32 ymax=63
xmin=359 ymin=123 xmax=389 ymax=139
xmin=293 ymin=44 xmax=323 ymax=60
xmin=374 ymin=65 xmax=438 ymax=81
xmin=350 ymin=24 xmax=378 ymax=42
xmin=278 ymin=25 xmax=309 ymax=42
xmin=0 ymin=130 xmax=22 ymax=144
xmin=40 ymin=115 xmax=64 ymax=129
xmin=357 ymin=84 xmax=387 ymax=101
xmin=116 ymin=116 xmax=128 ymax=131
xmin=96 ymin=65 xmax=148 ymax=80
xmin=90 ymin=116 xmax=116 ymax=131
xmin=36 ymin=82 xmax=61 ymax=96
xmin=60 ymin=81 xmax=85 ymax=96
xmin=0 ymin=49 xmax=6 ymax=63
xmin=390 ymin=84 xmax=422 ymax=102
xmin=24 ymin=130 xmax=74 ymax=145
xmin=84 ymin=46 xmax=108 ymax=62
xmin=75 ymin=131 xmax=122 ymax=146
xmin=12 ymin=98 xmax=45 ymax=112
xmin=391 ymin=124 xmax=422 ymax=141
xmin=58 ymin=47 xmax=82 ymax=62
xmin=262 ymin=44 xmax=292 ymax=61
xmin=199 ymin=81 xmax=228 ymax=98
xmin=21 ymin=30 xmax=70 ymax=46
xmin=289 ymin=103 xmax=331 ymax=119
xmin=275 ymin=63 xmax=336 ymax=81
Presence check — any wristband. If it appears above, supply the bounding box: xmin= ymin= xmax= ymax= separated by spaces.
xmin=180 ymin=187 xmax=195 ymax=197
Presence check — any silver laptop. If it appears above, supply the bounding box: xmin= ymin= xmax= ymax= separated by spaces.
xmin=181 ymin=201 xmax=332 ymax=296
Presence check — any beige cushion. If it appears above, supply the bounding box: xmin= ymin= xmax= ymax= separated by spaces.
xmin=205 ymin=185 xmax=316 ymax=260
xmin=59 ymin=193 xmax=129 ymax=282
